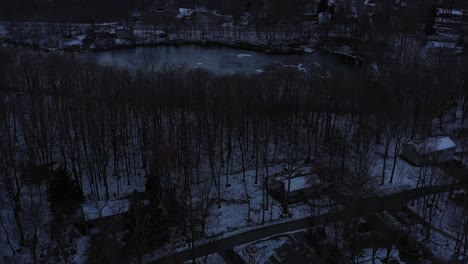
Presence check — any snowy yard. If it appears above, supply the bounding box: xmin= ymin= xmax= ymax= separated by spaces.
xmin=234 ymin=234 xmax=292 ymax=263
xmin=379 ymin=210 xmax=459 ymax=263
xmin=408 ymin=192 xmax=464 ymax=240
xmin=205 ymin=163 xmax=336 ymax=237
xmin=371 ymin=143 xmax=454 ymax=196
xmin=355 ymin=246 xmax=404 ymax=264
xmin=405 ymin=191 xmax=466 ymax=262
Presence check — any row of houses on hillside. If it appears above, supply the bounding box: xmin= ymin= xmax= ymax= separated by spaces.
xmin=423 ymin=0 xmax=465 ymax=58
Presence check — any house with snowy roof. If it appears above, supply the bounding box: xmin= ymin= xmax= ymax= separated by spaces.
xmin=176 ymin=8 xmax=194 ymax=19
xmin=79 ymin=199 xmax=130 ymax=235
xmin=433 ymin=8 xmax=463 ymax=38
xmin=401 ymin=136 xmax=457 ymax=166
xmin=268 ymin=174 xmax=322 ymax=203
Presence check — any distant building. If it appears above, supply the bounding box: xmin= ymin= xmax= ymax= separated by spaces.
xmin=303 ymin=11 xmax=316 ymax=21
xmin=333 ymin=0 xmax=358 ymax=20
xmin=401 ymin=136 xmax=457 ymax=166
xmin=115 ymin=25 xmax=135 ymax=45
xmin=130 ymin=10 xmax=143 ymax=21
xmin=176 ymin=8 xmax=194 ymax=19
xmin=318 ymin=11 xmax=332 ymax=25
xmin=435 ymin=8 xmax=463 ymax=25
xmin=116 ymin=25 xmax=134 ymax=38
xmin=424 ymin=7 xmax=464 ymax=55
xmin=434 ymin=8 xmax=463 ymax=38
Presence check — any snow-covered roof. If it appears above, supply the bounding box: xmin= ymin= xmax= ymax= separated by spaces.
xmin=364 ymin=0 xmax=376 ymax=7
xmin=82 ymin=199 xmax=129 ymax=221
xmin=426 ymin=40 xmax=457 ymax=49
xmin=280 ymin=175 xmax=319 ymax=192
xmin=436 ymin=8 xmax=463 ymax=17
xmin=131 ymin=10 xmax=143 ymax=18
xmin=176 ymin=8 xmax=194 ymax=19
xmin=435 ymin=8 xmax=463 ymax=24
xmin=318 ymin=12 xmax=331 ymax=25
xmin=411 ymin=136 xmax=457 ymax=154
xmin=435 ymin=17 xmax=462 ymax=24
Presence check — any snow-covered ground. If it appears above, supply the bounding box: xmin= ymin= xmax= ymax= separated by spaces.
xmin=417 ymin=228 xmax=457 ymax=262
xmin=63 ymin=34 xmax=87 ymax=48
xmin=233 ymin=229 xmax=408 ymax=264
xmin=182 ymin=252 xmax=225 ymax=264
xmin=355 ymin=246 xmax=404 ymax=264
xmin=1 ymin=13 xmax=467 ymax=263
xmin=234 ymin=234 xmax=292 ymax=263
xmin=405 ymin=191 xmax=465 ymax=262
xmin=408 ymin=192 xmax=464 ymax=240
xmin=72 ymin=237 xmax=91 ymax=264
xmin=0 ymin=25 xmax=7 ymax=37
xmin=379 ymin=210 xmax=458 ymax=262
xmin=82 ymin=199 xmax=129 ymax=221
xmin=0 ymin=184 xmax=53 ymax=264
xmin=372 ymin=154 xmax=422 ymax=195
xmin=206 ymin=164 xmax=316 ymax=237
xmin=371 ymin=138 xmax=456 ymax=196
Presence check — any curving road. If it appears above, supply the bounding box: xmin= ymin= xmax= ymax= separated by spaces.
xmin=151 ymin=183 xmax=459 ymax=263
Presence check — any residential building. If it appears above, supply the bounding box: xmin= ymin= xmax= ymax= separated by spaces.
xmin=401 ymin=136 xmax=457 ymax=166
xmin=269 ymin=174 xmax=321 ymax=203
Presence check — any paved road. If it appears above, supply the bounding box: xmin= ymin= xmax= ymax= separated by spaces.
xmin=151 ymin=183 xmax=458 ymax=263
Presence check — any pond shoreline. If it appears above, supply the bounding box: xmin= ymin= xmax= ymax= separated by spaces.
xmin=3 ymin=37 xmax=309 ymax=55
xmin=3 ymin=38 xmax=365 ymax=69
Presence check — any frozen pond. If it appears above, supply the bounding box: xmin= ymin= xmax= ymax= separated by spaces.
xmin=76 ymin=45 xmax=351 ymax=75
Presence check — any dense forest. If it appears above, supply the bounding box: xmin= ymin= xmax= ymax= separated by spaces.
xmin=0 ymin=0 xmax=137 ymax=22
xmin=0 ymin=45 xmax=467 ymax=262
xmin=0 ymin=0 xmax=309 ymax=22
xmin=1 ymin=0 xmax=468 ymax=262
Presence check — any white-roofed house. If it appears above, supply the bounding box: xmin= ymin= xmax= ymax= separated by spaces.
xmin=176 ymin=8 xmax=194 ymax=19
xmin=79 ymin=199 xmax=130 ymax=235
xmin=401 ymin=136 xmax=457 ymax=166
xmin=268 ymin=174 xmax=322 ymax=203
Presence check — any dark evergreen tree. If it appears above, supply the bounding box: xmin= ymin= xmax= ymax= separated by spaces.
xmin=165 ymin=187 xmax=186 ymax=226
xmin=48 ymin=166 xmax=84 ymax=217
xmin=317 ymin=0 xmax=329 ymax=14
xmin=126 ymin=194 xmax=168 ymax=260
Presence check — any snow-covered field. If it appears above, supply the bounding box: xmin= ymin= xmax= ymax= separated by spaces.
xmin=206 ymin=164 xmax=315 ymax=237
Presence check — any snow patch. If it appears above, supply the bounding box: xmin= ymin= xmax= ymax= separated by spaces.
xmin=182 ymin=253 xmax=225 ymax=264
xmin=237 ymin=54 xmax=252 ymax=58
xmin=234 ymin=235 xmax=290 ymax=263
xmin=81 ymin=199 xmax=129 ymax=221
